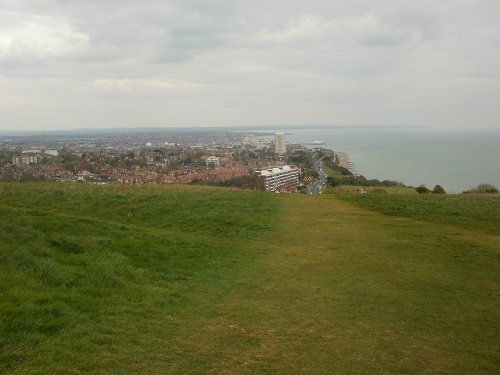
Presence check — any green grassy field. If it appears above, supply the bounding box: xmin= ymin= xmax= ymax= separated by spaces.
xmin=337 ymin=192 xmax=500 ymax=235
xmin=1 ymin=183 xmax=498 ymax=373
xmin=321 ymin=164 xmax=342 ymax=177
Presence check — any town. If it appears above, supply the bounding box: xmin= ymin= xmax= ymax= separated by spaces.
xmin=0 ymin=129 xmax=337 ymax=193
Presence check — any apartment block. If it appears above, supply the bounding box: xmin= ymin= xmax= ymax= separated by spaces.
xmin=12 ymin=154 xmax=39 ymax=166
xmin=256 ymin=165 xmax=299 ymax=192
xmin=275 ymin=132 xmax=286 ymax=154
xmin=206 ymin=155 xmax=220 ymax=167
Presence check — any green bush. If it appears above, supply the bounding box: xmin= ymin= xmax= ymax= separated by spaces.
xmin=432 ymin=185 xmax=446 ymax=194
xmin=415 ymin=185 xmax=430 ymax=194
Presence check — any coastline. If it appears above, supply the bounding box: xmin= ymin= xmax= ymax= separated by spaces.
xmin=333 ymin=151 xmax=358 ymax=175
xmin=285 ymin=128 xmax=500 ymax=193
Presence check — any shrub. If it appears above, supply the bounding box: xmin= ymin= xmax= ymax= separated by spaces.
xmin=463 ymin=184 xmax=499 ymax=194
xmin=371 ymin=188 xmax=387 ymax=194
xmin=432 ymin=185 xmax=446 ymax=194
xmin=415 ymin=185 xmax=430 ymax=194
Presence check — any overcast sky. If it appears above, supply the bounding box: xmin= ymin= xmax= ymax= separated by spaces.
xmin=1 ymin=0 xmax=499 ymax=131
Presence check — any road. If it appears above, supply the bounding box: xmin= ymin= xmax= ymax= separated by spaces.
xmin=311 ymin=156 xmax=328 ymax=194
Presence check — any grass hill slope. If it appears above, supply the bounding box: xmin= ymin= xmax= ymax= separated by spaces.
xmin=0 ymin=183 xmax=498 ymax=374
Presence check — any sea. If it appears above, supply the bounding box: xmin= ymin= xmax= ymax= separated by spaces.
xmin=263 ymin=127 xmax=499 ymax=194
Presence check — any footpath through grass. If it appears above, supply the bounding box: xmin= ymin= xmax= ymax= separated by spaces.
xmin=1 ymin=183 xmax=499 ymax=373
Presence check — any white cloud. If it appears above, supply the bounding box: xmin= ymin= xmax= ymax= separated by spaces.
xmin=0 ymin=11 xmax=88 ymax=66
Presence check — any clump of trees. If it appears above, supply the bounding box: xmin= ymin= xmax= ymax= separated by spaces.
xmin=0 ymin=171 xmax=47 ymax=183
xmin=415 ymin=185 xmax=430 ymax=194
xmin=287 ymin=151 xmax=314 ymax=168
xmin=328 ymin=175 xmax=403 ymax=188
xmin=0 ymin=151 xmax=10 ymax=164
xmin=415 ymin=184 xmax=446 ymax=194
xmin=305 ymin=169 xmax=319 ymax=179
xmin=463 ymin=184 xmax=499 ymax=194
xmin=432 ymin=185 xmax=446 ymax=194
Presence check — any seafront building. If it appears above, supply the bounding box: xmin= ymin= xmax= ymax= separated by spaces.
xmin=275 ymin=132 xmax=286 ymax=154
xmin=256 ymin=165 xmax=299 ymax=192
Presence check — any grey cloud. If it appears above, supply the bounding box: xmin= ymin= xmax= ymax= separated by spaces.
xmin=0 ymin=0 xmax=499 ymax=130
xmin=360 ymin=34 xmax=411 ymax=47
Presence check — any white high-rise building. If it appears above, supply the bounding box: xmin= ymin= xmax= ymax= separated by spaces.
xmin=275 ymin=132 xmax=286 ymax=154
xmin=256 ymin=165 xmax=299 ymax=192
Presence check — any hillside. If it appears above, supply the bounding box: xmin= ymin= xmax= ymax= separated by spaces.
xmin=1 ymin=183 xmax=499 ymax=373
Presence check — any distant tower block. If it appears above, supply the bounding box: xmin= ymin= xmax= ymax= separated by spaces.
xmin=275 ymin=132 xmax=286 ymax=154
